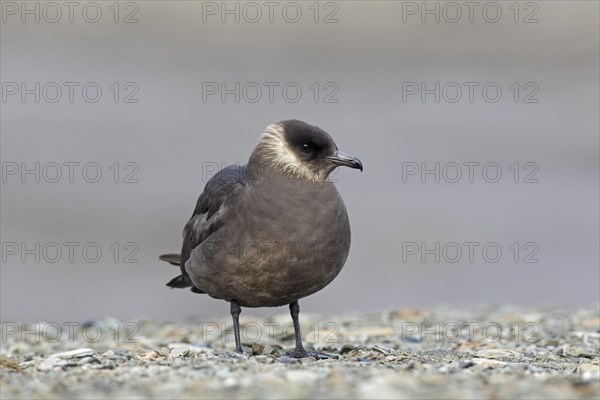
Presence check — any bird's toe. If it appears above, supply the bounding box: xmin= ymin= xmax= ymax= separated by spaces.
xmin=284 ymin=349 xmax=337 ymax=359
xmin=285 ymin=349 xmax=310 ymax=358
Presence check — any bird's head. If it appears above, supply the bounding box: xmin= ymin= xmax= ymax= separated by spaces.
xmin=249 ymin=120 xmax=363 ymax=183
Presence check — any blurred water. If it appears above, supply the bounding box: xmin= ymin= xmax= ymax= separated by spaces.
xmin=1 ymin=1 xmax=598 ymax=322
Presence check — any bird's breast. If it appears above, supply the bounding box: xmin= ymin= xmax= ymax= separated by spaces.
xmin=190 ymin=177 xmax=352 ymax=307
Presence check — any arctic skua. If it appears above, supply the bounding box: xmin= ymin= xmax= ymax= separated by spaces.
xmin=160 ymin=119 xmax=362 ymax=357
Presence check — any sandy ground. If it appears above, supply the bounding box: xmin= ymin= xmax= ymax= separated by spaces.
xmin=1 ymin=306 xmax=599 ymax=399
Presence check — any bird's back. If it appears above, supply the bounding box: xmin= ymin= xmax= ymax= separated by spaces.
xmin=164 ymin=164 xmax=247 ymax=291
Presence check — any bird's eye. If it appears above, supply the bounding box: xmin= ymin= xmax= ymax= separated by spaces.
xmin=301 ymin=143 xmax=312 ymax=153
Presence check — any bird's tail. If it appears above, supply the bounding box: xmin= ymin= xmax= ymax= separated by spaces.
xmin=159 ymin=253 xmax=192 ymax=288
xmin=159 ymin=253 xmax=181 ymax=266
xmin=159 ymin=253 xmax=204 ymax=293
xmin=166 ymin=274 xmax=193 ymax=289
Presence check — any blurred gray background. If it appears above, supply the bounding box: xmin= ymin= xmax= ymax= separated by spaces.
xmin=1 ymin=1 xmax=598 ymax=323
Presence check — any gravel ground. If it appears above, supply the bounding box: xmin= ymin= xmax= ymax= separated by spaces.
xmin=1 ymin=306 xmax=599 ymax=399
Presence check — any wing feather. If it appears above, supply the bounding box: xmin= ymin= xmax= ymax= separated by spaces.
xmin=179 ymin=164 xmax=247 ymax=280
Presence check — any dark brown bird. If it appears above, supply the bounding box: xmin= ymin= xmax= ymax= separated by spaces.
xmin=160 ymin=119 xmax=362 ymax=357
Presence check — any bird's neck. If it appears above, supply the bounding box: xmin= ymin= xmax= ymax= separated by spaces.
xmin=246 ymin=157 xmax=333 ymax=186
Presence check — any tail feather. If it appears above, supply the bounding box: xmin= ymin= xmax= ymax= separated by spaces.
xmin=159 ymin=253 xmax=181 ymax=266
xmin=160 ymin=253 xmax=204 ymax=293
xmin=166 ymin=274 xmax=193 ymax=288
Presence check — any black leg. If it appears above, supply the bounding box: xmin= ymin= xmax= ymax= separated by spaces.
xmin=285 ymin=300 xmax=337 ymax=360
xmin=287 ymin=300 xmax=309 ymax=358
xmin=230 ymin=300 xmax=243 ymax=354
